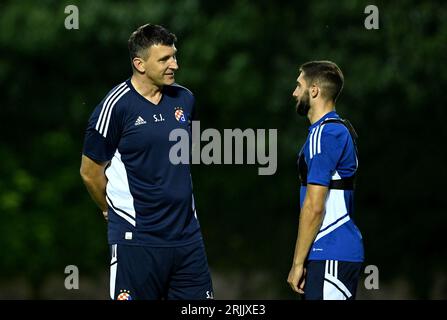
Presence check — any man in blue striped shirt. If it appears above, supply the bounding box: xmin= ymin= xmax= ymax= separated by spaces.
xmin=287 ymin=61 xmax=364 ymax=300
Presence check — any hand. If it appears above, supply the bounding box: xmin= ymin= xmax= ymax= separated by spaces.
xmin=102 ymin=211 xmax=108 ymax=221
xmin=287 ymin=264 xmax=306 ymax=294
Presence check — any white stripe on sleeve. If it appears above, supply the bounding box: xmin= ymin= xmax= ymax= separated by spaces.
xmin=96 ymin=82 xmax=126 ymax=132
xmin=101 ymin=87 xmax=130 ymax=138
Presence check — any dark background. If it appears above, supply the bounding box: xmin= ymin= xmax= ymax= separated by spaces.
xmin=0 ymin=0 xmax=446 ymax=299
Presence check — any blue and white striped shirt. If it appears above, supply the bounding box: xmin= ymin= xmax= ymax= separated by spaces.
xmin=299 ymin=111 xmax=364 ymax=262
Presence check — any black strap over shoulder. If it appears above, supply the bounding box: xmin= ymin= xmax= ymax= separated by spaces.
xmin=298 ymin=117 xmax=358 ymax=190
xmin=320 ymin=118 xmax=359 ymax=158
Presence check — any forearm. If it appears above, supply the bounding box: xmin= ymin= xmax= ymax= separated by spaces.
xmin=292 ymin=203 xmax=325 ymax=266
xmin=81 ymin=174 xmax=108 ymax=212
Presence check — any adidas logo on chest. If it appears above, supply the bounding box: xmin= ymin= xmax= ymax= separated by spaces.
xmin=134 ymin=116 xmax=147 ymax=126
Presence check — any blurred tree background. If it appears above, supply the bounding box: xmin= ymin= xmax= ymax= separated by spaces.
xmin=0 ymin=0 xmax=446 ymax=299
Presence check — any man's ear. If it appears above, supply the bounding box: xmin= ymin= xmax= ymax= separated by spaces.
xmin=310 ymin=84 xmax=319 ymax=99
xmin=133 ymin=57 xmax=145 ymax=73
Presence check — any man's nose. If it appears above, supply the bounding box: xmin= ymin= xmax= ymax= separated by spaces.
xmin=170 ymin=59 xmax=179 ymax=70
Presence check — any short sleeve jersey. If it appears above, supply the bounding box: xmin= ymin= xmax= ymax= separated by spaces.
xmin=299 ymin=111 xmax=364 ymax=262
xmin=83 ymin=79 xmax=201 ymax=246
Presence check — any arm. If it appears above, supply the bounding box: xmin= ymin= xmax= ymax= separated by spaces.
xmin=80 ymin=154 xmax=110 ymax=220
xmin=287 ymin=183 xmax=328 ymax=293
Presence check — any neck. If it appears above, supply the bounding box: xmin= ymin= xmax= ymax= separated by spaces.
xmin=308 ymin=100 xmax=336 ymax=124
xmin=131 ymin=74 xmax=163 ymax=104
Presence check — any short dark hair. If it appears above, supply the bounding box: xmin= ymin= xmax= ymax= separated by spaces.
xmin=299 ymin=61 xmax=344 ymax=102
xmin=128 ymin=24 xmax=177 ymax=63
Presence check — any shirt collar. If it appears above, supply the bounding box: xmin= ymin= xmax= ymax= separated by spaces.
xmin=309 ymin=111 xmax=339 ymax=131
